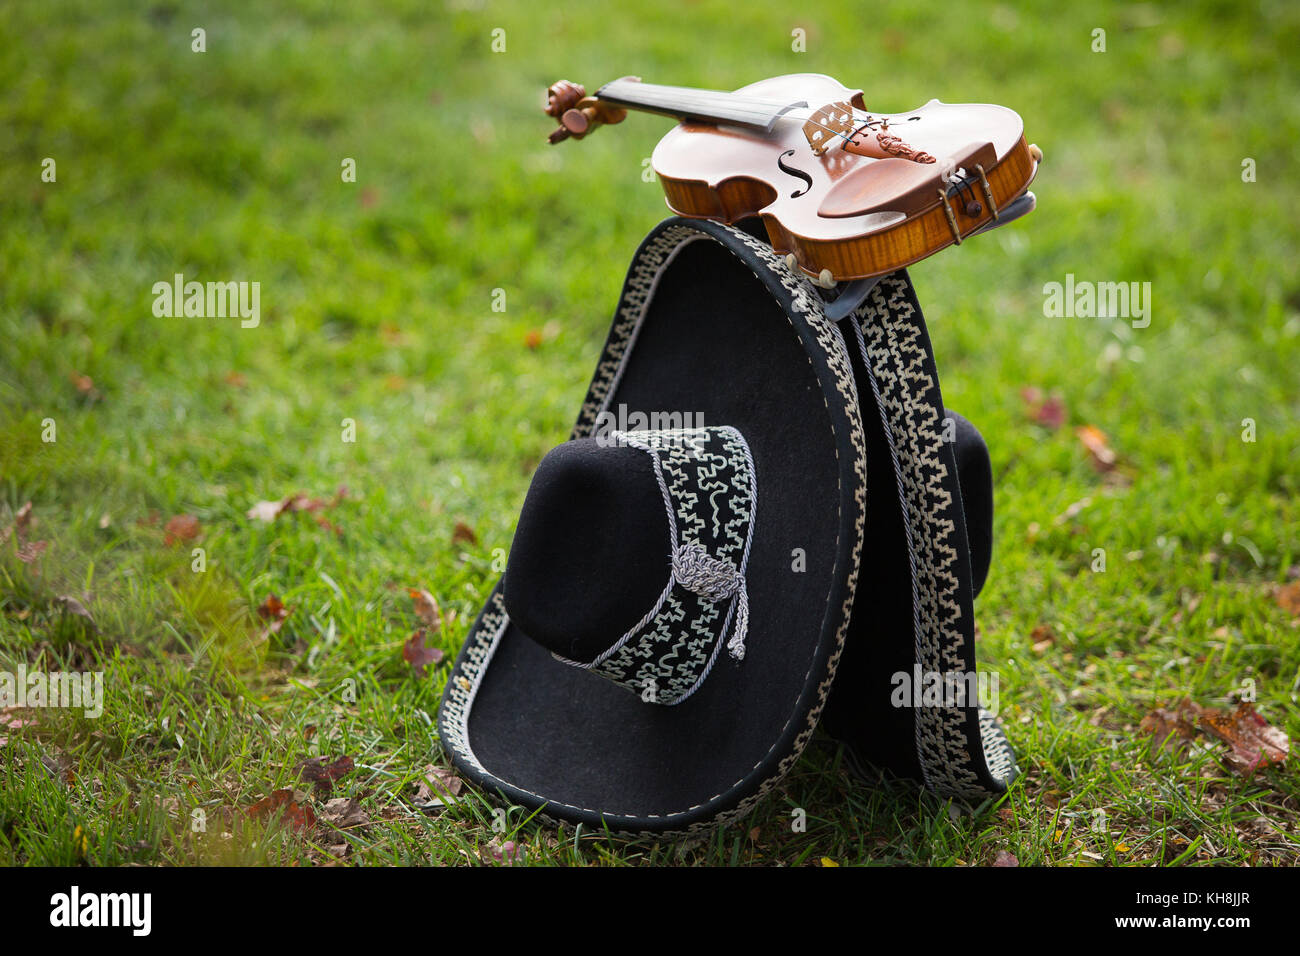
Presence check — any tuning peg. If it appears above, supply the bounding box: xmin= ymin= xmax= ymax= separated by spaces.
xmin=545 ymin=80 xmax=586 ymax=118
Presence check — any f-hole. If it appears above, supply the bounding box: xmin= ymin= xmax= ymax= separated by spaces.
xmin=777 ymin=149 xmax=813 ymax=198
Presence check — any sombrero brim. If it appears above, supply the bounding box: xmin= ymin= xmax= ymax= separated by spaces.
xmin=823 ymin=270 xmax=1017 ymax=799
xmin=437 ymin=218 xmax=867 ymax=834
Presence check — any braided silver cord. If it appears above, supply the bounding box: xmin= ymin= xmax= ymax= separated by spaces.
xmin=672 ymin=542 xmax=750 ymax=660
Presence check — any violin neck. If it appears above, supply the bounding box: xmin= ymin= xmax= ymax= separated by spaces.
xmin=595 ymin=79 xmax=800 ymax=132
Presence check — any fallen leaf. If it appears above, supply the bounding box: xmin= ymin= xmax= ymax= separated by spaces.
xmin=247 ymin=789 xmax=316 ymax=831
xmin=245 ymin=500 xmax=283 ymax=522
xmin=0 ymin=708 xmax=34 ymax=748
xmin=1141 ymin=699 xmax=1289 ymax=775
xmin=1140 ymin=701 xmax=1198 ymax=749
xmin=296 ymin=755 xmax=355 ymax=796
xmin=482 ymin=838 xmax=524 ymax=865
xmin=451 ymin=521 xmax=478 ymax=546
xmin=1200 ymin=702 xmax=1289 ymax=774
xmin=1075 ymin=425 xmax=1117 ymax=473
xmin=0 ymin=709 xmax=35 ymax=731
xmin=993 ymin=850 xmax=1019 ymax=867
xmin=409 ymin=588 xmax=442 ymax=631
xmin=247 ymin=488 xmax=350 ymax=522
xmin=53 ymin=595 xmax=97 ymax=631
xmin=163 ymin=514 xmax=201 ymax=546
xmin=16 ymin=540 xmax=47 ymax=563
xmin=1030 ymin=624 xmax=1055 ymax=654
xmin=257 ymin=593 xmax=289 ymax=622
xmin=319 ymin=797 xmax=369 ymax=829
xmin=69 ymin=372 xmax=95 ymax=395
xmin=314 ymin=515 xmax=342 ymax=536
xmin=1020 ymin=387 xmax=1066 ymax=430
xmin=72 ymin=824 xmax=89 ymax=858
xmin=3 ymin=503 xmax=48 ymax=566
xmin=40 ymin=748 xmax=76 ymax=787
xmin=280 ymin=492 xmax=329 ymax=514
xmin=2 ymin=501 xmax=35 ymax=549
xmin=412 ymin=763 xmax=463 ymax=809
xmin=1274 ymin=580 xmax=1300 ymax=618
xmin=256 ymin=593 xmax=291 ymax=640
xmin=403 ymin=629 xmax=444 ymax=677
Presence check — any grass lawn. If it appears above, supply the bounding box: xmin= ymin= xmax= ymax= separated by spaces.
xmin=1 ymin=0 xmax=1298 ymax=865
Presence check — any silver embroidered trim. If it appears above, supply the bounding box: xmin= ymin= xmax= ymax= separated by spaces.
xmin=568 ymin=426 xmax=756 ymax=706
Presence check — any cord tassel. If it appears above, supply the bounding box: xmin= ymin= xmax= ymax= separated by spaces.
xmin=672 ymin=542 xmax=750 ymax=661
xmin=726 ymin=585 xmax=749 ymax=660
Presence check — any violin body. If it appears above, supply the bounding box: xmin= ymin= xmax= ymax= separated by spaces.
xmin=546 ymin=73 xmax=1040 ymax=282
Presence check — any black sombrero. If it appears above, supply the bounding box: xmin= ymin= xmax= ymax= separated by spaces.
xmin=438 ymin=217 xmax=868 ymax=834
xmin=822 ymin=270 xmax=1017 ymax=800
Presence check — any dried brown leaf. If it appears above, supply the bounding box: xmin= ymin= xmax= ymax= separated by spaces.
xmin=1142 ymin=699 xmax=1289 ymax=775
xmin=246 ymin=499 xmax=282 ymax=522
xmin=1075 ymin=425 xmax=1117 ymax=473
xmin=16 ymin=540 xmax=48 ymax=563
xmin=1021 ymin=387 xmax=1066 ymax=430
xmin=296 ymin=755 xmax=355 ymax=796
xmin=408 ymin=588 xmax=442 ymax=631
xmin=412 ymin=763 xmax=463 ymax=809
xmin=257 ymin=594 xmax=289 ymax=621
xmin=247 ymin=788 xmax=316 ymax=831
xmin=320 ymin=797 xmax=369 ymax=830
xmin=1 ymin=501 xmax=33 ymax=547
xmin=1200 ymin=702 xmax=1289 ymax=775
xmin=403 ymin=629 xmax=444 ymax=677
xmin=481 ymin=838 xmax=525 ymax=865
xmin=53 ymin=595 xmax=97 ymax=631
xmin=163 ymin=514 xmax=202 ymax=546
xmin=1274 ymin=580 xmax=1300 ymax=618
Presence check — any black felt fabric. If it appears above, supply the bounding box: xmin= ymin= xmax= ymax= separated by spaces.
xmin=822 ymin=272 xmax=1007 ymax=795
xmin=950 ymin=411 xmax=993 ymax=598
xmin=503 ymin=439 xmax=670 ymax=664
xmin=440 ymin=222 xmax=862 ymax=828
xmin=821 ymin=319 xmax=923 ymax=779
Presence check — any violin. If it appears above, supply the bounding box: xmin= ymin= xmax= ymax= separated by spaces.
xmin=545 ymin=74 xmax=1041 ymax=285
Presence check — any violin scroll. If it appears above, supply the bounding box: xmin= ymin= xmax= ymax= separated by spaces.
xmin=545 ymin=79 xmax=631 ymax=144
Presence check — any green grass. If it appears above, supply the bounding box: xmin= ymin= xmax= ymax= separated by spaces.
xmin=1 ymin=0 xmax=1298 ymax=865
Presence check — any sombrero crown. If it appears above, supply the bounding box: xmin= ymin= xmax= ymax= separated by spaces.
xmin=506 ymin=426 xmax=757 ymax=705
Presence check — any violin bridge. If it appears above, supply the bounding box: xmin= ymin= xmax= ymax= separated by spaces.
xmin=803 ymin=101 xmax=857 ymax=155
